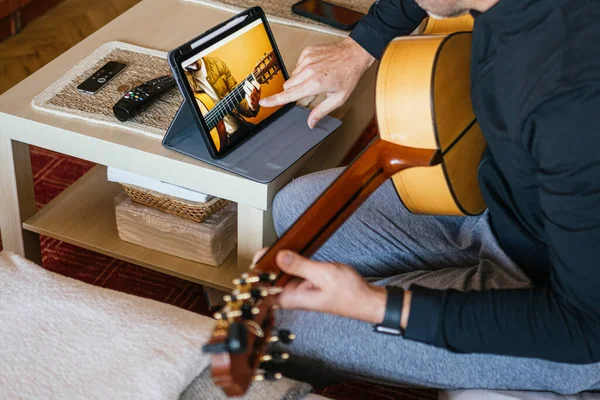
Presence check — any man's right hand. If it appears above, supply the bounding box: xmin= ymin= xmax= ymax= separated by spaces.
xmin=259 ymin=37 xmax=375 ymax=129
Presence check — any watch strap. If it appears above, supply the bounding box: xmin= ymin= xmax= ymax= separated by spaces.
xmin=373 ymin=286 xmax=404 ymax=335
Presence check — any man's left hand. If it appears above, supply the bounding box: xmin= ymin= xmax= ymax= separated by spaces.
xmin=259 ymin=250 xmax=386 ymax=324
xmin=244 ymin=80 xmax=261 ymax=111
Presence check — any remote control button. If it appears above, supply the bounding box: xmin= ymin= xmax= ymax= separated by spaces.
xmin=98 ymin=77 xmax=106 ymax=83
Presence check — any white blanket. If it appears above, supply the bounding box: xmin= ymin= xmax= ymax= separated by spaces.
xmin=0 ymin=251 xmax=212 ymax=400
xmin=0 ymin=251 xmax=313 ymax=400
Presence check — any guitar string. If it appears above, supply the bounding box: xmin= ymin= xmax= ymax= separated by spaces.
xmin=205 ymin=63 xmax=278 ymax=129
xmin=205 ymin=75 xmax=252 ymax=129
xmin=205 ymin=74 xmax=252 ymax=129
xmin=205 ymin=58 xmax=277 ymax=127
xmin=207 ymin=70 xmax=260 ymax=123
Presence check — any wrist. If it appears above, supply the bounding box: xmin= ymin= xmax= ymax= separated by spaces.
xmin=400 ymin=290 xmax=412 ymax=330
xmin=343 ymin=36 xmax=375 ymax=72
xmin=362 ymin=284 xmax=387 ymax=324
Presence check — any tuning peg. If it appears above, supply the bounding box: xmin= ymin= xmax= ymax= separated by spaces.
xmin=241 ymin=303 xmax=260 ymax=319
xmin=213 ymin=310 xmax=242 ymax=320
xmin=202 ymin=322 xmax=247 ymax=354
xmin=202 ymin=341 xmax=228 ymax=354
xmin=276 ymin=329 xmax=296 ymax=345
xmin=254 ymin=372 xmax=283 ymax=381
xmin=261 ymin=352 xmax=290 ymax=363
xmin=233 ymin=274 xmax=260 ymax=286
xmin=259 ymin=272 xmax=278 ymax=283
xmin=233 ymin=272 xmax=278 ymax=286
xmin=223 ymin=293 xmax=251 ymax=302
xmin=250 ymin=288 xmax=268 ymax=299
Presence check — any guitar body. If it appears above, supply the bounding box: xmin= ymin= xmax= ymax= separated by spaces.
xmin=377 ymin=31 xmax=486 ymax=216
xmin=194 ymin=92 xmax=228 ymax=152
xmin=420 ymin=14 xmax=474 ymax=35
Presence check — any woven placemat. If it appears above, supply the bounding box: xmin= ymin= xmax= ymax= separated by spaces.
xmin=32 ymin=42 xmax=182 ymax=139
xmin=184 ymin=0 xmax=373 ymax=37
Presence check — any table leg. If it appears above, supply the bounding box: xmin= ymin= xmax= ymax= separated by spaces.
xmin=236 ymin=204 xmax=276 ymax=270
xmin=202 ymin=286 xmax=227 ymax=311
xmin=0 ymin=137 xmax=42 ymax=264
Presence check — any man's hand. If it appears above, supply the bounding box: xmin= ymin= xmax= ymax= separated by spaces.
xmin=269 ymin=250 xmax=386 ymax=324
xmin=244 ymin=80 xmax=261 ymax=111
xmin=259 ymin=37 xmax=375 ymax=129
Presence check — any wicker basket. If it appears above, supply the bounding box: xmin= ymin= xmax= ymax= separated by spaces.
xmin=120 ymin=183 xmax=229 ymax=224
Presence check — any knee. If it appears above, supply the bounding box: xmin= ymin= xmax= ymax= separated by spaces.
xmin=272 ymin=176 xmax=313 ymax=237
xmin=272 ymin=168 xmax=343 ymax=237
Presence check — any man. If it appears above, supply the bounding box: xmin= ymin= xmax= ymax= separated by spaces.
xmin=257 ymin=0 xmax=600 ymax=393
xmin=185 ymin=56 xmax=261 ymax=144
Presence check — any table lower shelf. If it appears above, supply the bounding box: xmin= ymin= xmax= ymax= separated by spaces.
xmin=22 ymin=165 xmax=242 ymax=291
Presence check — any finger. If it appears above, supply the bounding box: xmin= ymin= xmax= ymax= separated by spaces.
xmin=290 ymin=57 xmax=312 ymax=78
xmin=297 ymin=94 xmax=317 ymax=108
xmin=276 ymin=250 xmax=328 ymax=282
xmin=282 ymin=277 xmax=303 ymax=293
xmin=278 ymin=279 xmax=321 ymax=310
xmin=307 ymin=94 xmax=343 ymax=129
xmin=251 ymin=79 xmax=261 ymax=90
xmin=295 ymin=46 xmax=314 ymax=70
xmin=250 ymin=248 xmax=269 ymax=268
xmin=260 ymin=83 xmax=319 ymax=107
xmin=292 ymin=46 xmax=330 ymax=76
xmin=243 ymin=80 xmax=253 ymax=95
xmin=283 ymin=66 xmax=314 ymax=90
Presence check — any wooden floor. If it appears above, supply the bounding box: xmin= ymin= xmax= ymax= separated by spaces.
xmin=0 ymin=0 xmax=140 ymax=95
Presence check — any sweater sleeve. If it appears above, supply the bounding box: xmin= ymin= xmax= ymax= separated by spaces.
xmin=404 ymin=86 xmax=600 ymax=364
xmin=349 ymin=0 xmax=427 ymax=59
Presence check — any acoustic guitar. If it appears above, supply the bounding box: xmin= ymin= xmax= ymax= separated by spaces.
xmin=191 ymin=51 xmax=281 ymax=152
xmin=202 ymin=14 xmax=485 ymax=396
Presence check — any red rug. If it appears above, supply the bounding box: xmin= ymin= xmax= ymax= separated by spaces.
xmin=0 ymin=144 xmax=437 ymax=400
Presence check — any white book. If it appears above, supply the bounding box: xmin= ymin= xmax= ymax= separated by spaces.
xmin=107 ymin=167 xmax=213 ymax=203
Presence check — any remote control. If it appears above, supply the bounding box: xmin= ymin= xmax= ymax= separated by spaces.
xmin=113 ymin=75 xmax=177 ymax=122
xmin=77 ymin=61 xmax=127 ymax=94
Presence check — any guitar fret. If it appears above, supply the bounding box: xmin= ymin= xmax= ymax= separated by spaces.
xmin=205 ymin=74 xmax=260 ymax=128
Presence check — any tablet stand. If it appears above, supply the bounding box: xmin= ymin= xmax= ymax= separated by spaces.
xmin=162 ymin=100 xmax=342 ymax=183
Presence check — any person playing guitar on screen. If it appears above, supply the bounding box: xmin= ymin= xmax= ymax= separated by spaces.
xmin=252 ymin=0 xmax=600 ymax=395
xmin=185 ymin=56 xmax=261 ymax=147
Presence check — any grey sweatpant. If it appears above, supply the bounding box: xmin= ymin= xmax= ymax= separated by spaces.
xmin=271 ymin=168 xmax=600 ymax=395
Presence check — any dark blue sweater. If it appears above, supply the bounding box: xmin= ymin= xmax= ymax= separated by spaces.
xmin=351 ymin=0 xmax=600 ymax=363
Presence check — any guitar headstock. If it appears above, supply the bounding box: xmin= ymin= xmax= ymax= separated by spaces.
xmin=253 ymin=51 xmax=281 ymax=85
xmin=202 ymin=266 xmax=295 ymax=396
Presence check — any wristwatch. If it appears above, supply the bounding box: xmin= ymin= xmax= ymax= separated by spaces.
xmin=373 ymin=286 xmax=405 ymax=336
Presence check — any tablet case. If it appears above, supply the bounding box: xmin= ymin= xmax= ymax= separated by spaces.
xmin=162 ymin=100 xmax=341 ymax=183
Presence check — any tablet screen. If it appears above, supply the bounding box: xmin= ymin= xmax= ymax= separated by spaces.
xmin=179 ymin=17 xmax=287 ymax=157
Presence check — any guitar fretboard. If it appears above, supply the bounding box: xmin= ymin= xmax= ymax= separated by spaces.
xmin=205 ymin=74 xmax=255 ymax=130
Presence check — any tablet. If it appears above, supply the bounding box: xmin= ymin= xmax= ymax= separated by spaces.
xmin=168 ymin=7 xmax=293 ymax=159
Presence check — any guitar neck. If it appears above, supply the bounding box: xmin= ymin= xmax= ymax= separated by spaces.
xmin=205 ymin=74 xmax=253 ymax=130
xmin=253 ymin=139 xmax=441 ymax=283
